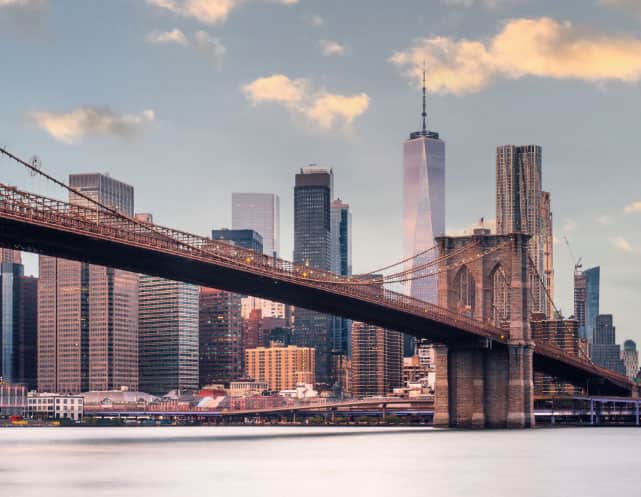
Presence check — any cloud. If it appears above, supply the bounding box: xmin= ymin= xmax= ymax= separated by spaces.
xmin=319 ymin=39 xmax=346 ymax=56
xmin=596 ymin=215 xmax=614 ymax=225
xmin=146 ymin=0 xmax=297 ymax=24
xmin=441 ymin=0 xmax=526 ymax=8
xmin=146 ymin=29 xmax=189 ymax=45
xmin=30 ymin=107 xmax=155 ymax=144
xmin=242 ymin=74 xmax=370 ymax=130
xmin=0 ymin=0 xmax=46 ymax=29
xmin=597 ymin=0 xmax=641 ymax=15
xmin=309 ymin=14 xmax=325 ymax=27
xmin=624 ymin=201 xmax=641 ymax=213
xmin=610 ymin=236 xmax=636 ymax=253
xmin=390 ymin=17 xmax=641 ymax=95
xmin=146 ymin=29 xmax=225 ymax=68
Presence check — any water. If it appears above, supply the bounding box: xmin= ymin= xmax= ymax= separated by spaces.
xmin=1 ymin=426 xmax=638 ymax=497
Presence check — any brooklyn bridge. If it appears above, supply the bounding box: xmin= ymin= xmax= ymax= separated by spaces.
xmin=0 ymin=146 xmax=636 ymax=429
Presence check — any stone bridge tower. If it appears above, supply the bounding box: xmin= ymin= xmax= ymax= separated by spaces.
xmin=433 ymin=229 xmax=534 ymax=428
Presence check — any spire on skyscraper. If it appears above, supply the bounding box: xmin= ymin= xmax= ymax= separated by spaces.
xmin=422 ymin=61 xmax=427 ymax=133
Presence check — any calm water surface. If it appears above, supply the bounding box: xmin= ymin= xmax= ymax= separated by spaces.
xmin=1 ymin=426 xmax=638 ymax=497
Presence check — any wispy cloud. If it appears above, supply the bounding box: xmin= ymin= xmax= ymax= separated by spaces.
xmin=30 ymin=107 xmax=156 ymax=144
xmin=596 ymin=215 xmax=614 ymax=225
xmin=319 ymin=39 xmax=346 ymax=56
xmin=146 ymin=29 xmax=226 ymax=68
xmin=146 ymin=28 xmax=189 ymax=45
xmin=308 ymin=14 xmax=325 ymax=27
xmin=391 ymin=17 xmax=641 ymax=95
xmin=0 ymin=0 xmax=46 ymax=29
xmin=610 ymin=236 xmax=637 ymax=253
xmin=624 ymin=201 xmax=641 ymax=214
xmin=242 ymin=74 xmax=369 ymax=130
xmin=146 ymin=0 xmax=298 ymax=24
xmin=441 ymin=0 xmax=527 ymax=8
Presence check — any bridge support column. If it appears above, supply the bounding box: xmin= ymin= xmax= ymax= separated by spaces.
xmin=449 ymin=348 xmax=485 ymax=429
xmin=433 ymin=345 xmax=450 ymax=428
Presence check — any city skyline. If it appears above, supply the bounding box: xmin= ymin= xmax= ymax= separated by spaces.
xmin=1 ymin=0 xmax=640 ymax=347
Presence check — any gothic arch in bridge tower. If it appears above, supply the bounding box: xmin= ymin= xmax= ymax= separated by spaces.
xmin=489 ymin=263 xmax=509 ymax=327
xmin=453 ymin=265 xmax=475 ymax=318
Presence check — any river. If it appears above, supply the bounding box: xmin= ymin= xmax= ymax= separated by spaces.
xmin=1 ymin=426 xmax=638 ymax=496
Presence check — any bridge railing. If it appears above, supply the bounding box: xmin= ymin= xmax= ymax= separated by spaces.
xmin=0 ymin=183 xmax=520 ymax=340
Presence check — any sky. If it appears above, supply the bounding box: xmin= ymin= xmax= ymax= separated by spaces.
xmin=1 ymin=0 xmax=640 ymax=344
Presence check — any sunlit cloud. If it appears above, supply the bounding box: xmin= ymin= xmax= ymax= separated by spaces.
xmin=319 ymin=39 xmax=346 ymax=56
xmin=441 ymin=0 xmax=527 ymax=8
xmin=146 ymin=0 xmax=297 ymax=24
xmin=391 ymin=17 xmax=641 ymax=95
xmin=610 ymin=236 xmax=636 ymax=253
xmin=146 ymin=29 xmax=189 ymax=45
xmin=242 ymin=74 xmax=370 ymax=130
xmin=624 ymin=201 xmax=641 ymax=214
xmin=147 ymin=29 xmax=226 ymax=68
xmin=0 ymin=0 xmax=46 ymax=28
xmin=30 ymin=107 xmax=156 ymax=144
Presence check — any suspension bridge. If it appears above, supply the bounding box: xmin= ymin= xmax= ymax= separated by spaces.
xmin=0 ymin=146 xmax=636 ymax=428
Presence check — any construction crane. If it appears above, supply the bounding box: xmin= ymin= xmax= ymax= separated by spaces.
xmin=563 ymin=236 xmax=583 ymax=273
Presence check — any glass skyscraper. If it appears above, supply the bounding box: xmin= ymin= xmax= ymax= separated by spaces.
xmin=294 ymin=166 xmax=333 ymax=385
xmin=402 ymin=76 xmax=445 ymax=305
xmin=231 ymin=193 xmax=280 ymax=257
xmin=38 ymin=174 xmax=138 ymax=393
xmin=211 ymin=229 xmax=263 ymax=254
xmin=330 ymin=199 xmax=352 ymax=356
xmin=574 ymin=266 xmax=600 ymax=343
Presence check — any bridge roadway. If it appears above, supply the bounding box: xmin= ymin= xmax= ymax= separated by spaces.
xmin=0 ymin=182 xmax=635 ymax=396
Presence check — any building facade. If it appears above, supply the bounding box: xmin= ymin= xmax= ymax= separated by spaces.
xmin=496 ymin=144 xmax=549 ymax=316
xmin=541 ymin=191 xmax=555 ymax=317
xmin=350 ymin=322 xmax=403 ymax=397
xmin=139 ymin=274 xmax=199 ymax=395
xmin=591 ymin=314 xmax=626 ymax=375
xmin=38 ymin=173 xmax=139 ymax=394
xmin=199 ymin=287 xmax=243 ymax=385
xmin=27 ymin=392 xmax=83 ymax=422
xmin=574 ymin=266 xmax=600 ymax=343
xmin=231 ymin=193 xmax=280 ymax=257
xmin=1 ymin=250 xmax=38 ymax=389
xmin=330 ymin=199 xmax=352 ymax=357
xmin=245 ymin=344 xmax=315 ymax=392
xmin=212 ymin=228 xmax=263 ymax=254
xmin=293 ymin=166 xmax=333 ymax=385
xmin=621 ymin=340 xmax=639 ymax=380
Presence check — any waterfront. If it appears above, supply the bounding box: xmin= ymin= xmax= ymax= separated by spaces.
xmin=1 ymin=427 xmax=639 ymax=497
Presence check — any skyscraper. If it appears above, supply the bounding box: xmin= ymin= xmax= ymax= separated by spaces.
xmin=330 ymin=199 xmax=352 ymax=356
xmin=232 ymin=193 xmax=280 ymax=257
xmin=574 ymin=266 xmax=600 ymax=342
xmin=621 ymin=340 xmax=639 ymax=380
xmin=138 ymin=212 xmax=199 ymax=396
xmin=541 ymin=191 xmax=555 ymax=317
xmin=38 ymin=173 xmax=138 ymax=393
xmin=496 ymin=144 xmax=547 ymax=315
xmin=591 ymin=314 xmax=626 ymax=375
xmin=293 ymin=166 xmax=333 ymax=385
xmin=402 ymin=70 xmax=445 ymax=305
xmin=211 ymin=229 xmax=263 ymax=254
xmin=199 ymin=287 xmax=243 ymax=385
xmin=350 ymin=322 xmax=403 ymax=397
xmin=1 ymin=250 xmax=37 ymax=389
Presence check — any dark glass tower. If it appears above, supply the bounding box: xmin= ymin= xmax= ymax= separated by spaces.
xmin=294 ymin=166 xmax=333 ymax=385
xmin=212 ymin=228 xmax=263 ymax=254
xmin=330 ymin=199 xmax=352 ymax=356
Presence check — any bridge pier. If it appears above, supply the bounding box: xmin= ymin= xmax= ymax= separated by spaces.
xmin=434 ymin=343 xmax=534 ymax=429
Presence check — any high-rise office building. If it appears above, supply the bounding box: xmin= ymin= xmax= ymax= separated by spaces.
xmin=232 ymin=193 xmax=280 ymax=257
xmin=212 ymin=228 xmax=263 ymax=254
xmin=138 ymin=241 xmax=199 ymax=395
xmin=1 ymin=251 xmax=38 ymax=389
xmin=330 ymin=199 xmax=352 ymax=357
xmin=293 ymin=166 xmax=333 ymax=385
xmin=38 ymin=173 xmax=138 ymax=394
xmin=574 ymin=266 xmax=600 ymax=342
xmin=350 ymin=322 xmax=403 ymax=397
xmin=245 ymin=344 xmax=315 ymax=391
xmin=402 ymin=70 xmax=445 ymax=305
xmin=541 ymin=191 xmax=555 ymax=317
xmin=199 ymin=287 xmax=243 ymax=385
xmin=621 ymin=340 xmax=639 ymax=380
xmin=496 ymin=144 xmax=547 ymax=315
xmin=591 ymin=314 xmax=626 ymax=375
